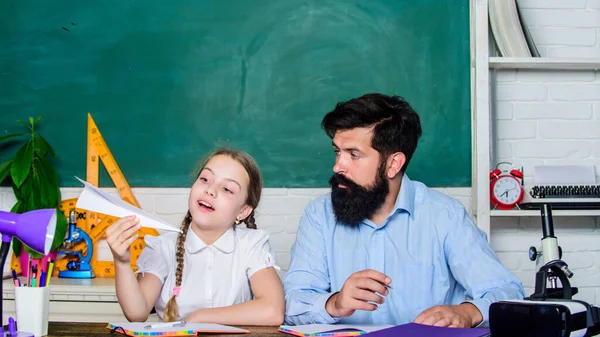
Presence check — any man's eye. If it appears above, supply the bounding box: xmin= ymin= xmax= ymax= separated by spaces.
xmin=333 ymin=149 xmax=340 ymax=156
xmin=351 ymin=153 xmax=360 ymax=158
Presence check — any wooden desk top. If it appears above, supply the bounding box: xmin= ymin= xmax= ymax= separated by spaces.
xmin=48 ymin=322 xmax=281 ymax=337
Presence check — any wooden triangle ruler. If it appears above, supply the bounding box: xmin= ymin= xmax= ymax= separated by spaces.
xmin=11 ymin=113 xmax=160 ymax=277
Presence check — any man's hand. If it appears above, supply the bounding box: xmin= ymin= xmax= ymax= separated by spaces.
xmin=325 ymin=269 xmax=391 ymax=318
xmin=413 ymin=303 xmax=483 ymax=328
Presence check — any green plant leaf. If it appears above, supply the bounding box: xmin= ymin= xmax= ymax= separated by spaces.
xmin=35 ymin=116 xmax=41 ymax=124
xmin=37 ymin=156 xmax=60 ymax=206
xmin=50 ymin=210 xmax=68 ymax=252
xmin=14 ymin=174 xmax=33 ymax=201
xmin=35 ymin=135 xmax=55 ymax=158
xmin=33 ymin=135 xmax=48 ymax=157
xmin=43 ymin=136 xmax=56 ymax=158
xmin=10 ymin=199 xmax=24 ymax=214
xmin=0 ymin=133 xmax=27 ymax=143
xmin=12 ymin=181 xmax=25 ymax=202
xmin=35 ymin=173 xmax=50 ymax=208
xmin=38 ymin=155 xmax=58 ymax=185
xmin=11 ymin=140 xmax=34 ymax=188
xmin=24 ymin=246 xmax=44 ymax=260
xmin=0 ymin=159 xmax=12 ymax=185
xmin=33 ymin=161 xmax=52 ymax=207
xmin=28 ymin=117 xmax=34 ymax=127
xmin=12 ymin=238 xmax=22 ymax=257
xmin=26 ymin=192 xmax=37 ymax=211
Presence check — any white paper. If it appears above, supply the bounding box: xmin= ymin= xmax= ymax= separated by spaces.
xmin=279 ymin=324 xmax=392 ymax=334
xmin=74 ymin=177 xmax=181 ymax=233
xmin=109 ymin=322 xmax=248 ymax=334
xmin=533 ymin=165 xmax=596 ymax=185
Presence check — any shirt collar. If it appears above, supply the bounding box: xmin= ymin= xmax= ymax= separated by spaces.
xmin=394 ymin=174 xmax=415 ymax=217
xmin=185 ymin=227 xmax=235 ymax=254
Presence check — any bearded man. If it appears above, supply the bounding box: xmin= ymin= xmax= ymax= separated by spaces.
xmin=282 ymin=93 xmax=524 ymax=328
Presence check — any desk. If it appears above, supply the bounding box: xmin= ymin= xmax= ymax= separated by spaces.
xmin=47 ymin=322 xmax=280 ymax=337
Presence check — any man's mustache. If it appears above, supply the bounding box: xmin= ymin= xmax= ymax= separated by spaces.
xmin=329 ymin=173 xmax=360 ymax=190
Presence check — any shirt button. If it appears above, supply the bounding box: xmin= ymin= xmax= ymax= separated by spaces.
xmin=208 ymin=265 xmax=212 ymax=271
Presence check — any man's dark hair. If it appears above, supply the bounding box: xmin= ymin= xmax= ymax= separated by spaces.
xmin=321 ymin=93 xmax=422 ymax=173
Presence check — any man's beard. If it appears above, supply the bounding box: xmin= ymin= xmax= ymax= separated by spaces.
xmin=329 ymin=161 xmax=389 ymax=227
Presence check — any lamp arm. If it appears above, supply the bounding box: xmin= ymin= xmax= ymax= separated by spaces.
xmin=0 ymin=235 xmax=12 ymax=327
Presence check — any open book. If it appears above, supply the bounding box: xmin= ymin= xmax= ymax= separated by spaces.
xmin=278 ymin=324 xmax=392 ymax=336
xmin=107 ymin=322 xmax=250 ymax=336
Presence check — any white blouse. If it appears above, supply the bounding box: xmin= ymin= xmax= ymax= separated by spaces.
xmin=136 ymin=227 xmax=278 ymax=321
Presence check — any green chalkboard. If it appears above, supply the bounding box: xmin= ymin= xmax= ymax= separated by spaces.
xmin=0 ymin=0 xmax=471 ymax=188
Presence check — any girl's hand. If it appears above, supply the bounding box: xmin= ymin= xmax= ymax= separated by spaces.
xmin=106 ymin=215 xmax=141 ymax=264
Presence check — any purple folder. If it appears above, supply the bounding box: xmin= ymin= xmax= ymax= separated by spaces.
xmin=365 ymin=323 xmax=490 ymax=337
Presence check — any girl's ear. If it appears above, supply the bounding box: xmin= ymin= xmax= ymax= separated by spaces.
xmin=236 ymin=205 xmax=253 ymax=223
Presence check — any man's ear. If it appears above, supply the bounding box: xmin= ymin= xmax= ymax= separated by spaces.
xmin=237 ymin=205 xmax=253 ymax=222
xmin=387 ymin=152 xmax=406 ymax=179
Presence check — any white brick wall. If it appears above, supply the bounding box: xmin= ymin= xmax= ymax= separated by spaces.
xmin=0 ymin=186 xmax=471 ymax=277
xmin=518 ymin=0 xmax=600 ymax=57
xmin=490 ymin=0 xmax=600 ymax=306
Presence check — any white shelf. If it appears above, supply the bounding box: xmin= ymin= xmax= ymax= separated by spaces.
xmin=491 ymin=209 xmax=600 ymax=217
xmin=489 ymin=57 xmax=600 ymax=70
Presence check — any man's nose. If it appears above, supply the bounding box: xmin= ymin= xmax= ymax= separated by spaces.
xmin=333 ymin=156 xmax=347 ymax=174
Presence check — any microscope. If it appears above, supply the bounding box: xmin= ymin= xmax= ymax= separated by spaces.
xmin=58 ymin=210 xmax=95 ymax=278
xmin=490 ymin=204 xmax=600 ymax=337
xmin=527 ymin=204 xmax=576 ymax=300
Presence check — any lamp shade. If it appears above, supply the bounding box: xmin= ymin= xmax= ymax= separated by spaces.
xmin=0 ymin=209 xmax=57 ymax=255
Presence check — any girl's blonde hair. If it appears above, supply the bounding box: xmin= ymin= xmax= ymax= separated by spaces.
xmin=162 ymin=148 xmax=262 ymax=322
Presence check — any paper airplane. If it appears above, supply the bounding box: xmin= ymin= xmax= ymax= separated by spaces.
xmin=74 ymin=176 xmax=182 ymax=233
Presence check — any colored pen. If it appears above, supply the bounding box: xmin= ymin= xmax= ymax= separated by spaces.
xmin=27 ymin=254 xmax=32 ymax=288
xmin=46 ymin=260 xmax=54 ymax=286
xmin=31 ymin=266 xmax=38 ymax=287
xmin=11 ymin=269 xmax=20 ymax=287
xmin=39 ymin=271 xmax=46 ymax=287
xmin=36 ymin=262 xmax=42 ymax=283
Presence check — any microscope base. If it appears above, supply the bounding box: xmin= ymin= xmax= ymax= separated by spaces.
xmin=58 ymin=270 xmax=95 ymax=279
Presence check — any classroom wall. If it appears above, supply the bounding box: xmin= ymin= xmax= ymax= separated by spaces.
xmin=490 ymin=0 xmax=600 ymax=305
xmin=1 ymin=0 xmax=598 ymax=309
xmin=0 ymin=186 xmax=472 ymax=277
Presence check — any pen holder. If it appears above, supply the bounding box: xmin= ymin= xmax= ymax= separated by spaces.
xmin=14 ymin=286 xmax=50 ymax=337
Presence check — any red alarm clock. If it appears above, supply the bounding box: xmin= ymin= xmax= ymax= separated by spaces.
xmin=490 ymin=162 xmax=524 ymax=210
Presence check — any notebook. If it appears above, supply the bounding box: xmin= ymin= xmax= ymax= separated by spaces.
xmin=366 ymin=323 xmax=490 ymax=337
xmin=106 ymin=322 xmax=250 ymax=336
xmin=278 ymin=324 xmax=392 ymax=336
xmin=279 ymin=323 xmax=490 ymax=337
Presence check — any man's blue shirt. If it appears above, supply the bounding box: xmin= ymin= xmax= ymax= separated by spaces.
xmin=283 ymin=175 xmax=524 ymax=326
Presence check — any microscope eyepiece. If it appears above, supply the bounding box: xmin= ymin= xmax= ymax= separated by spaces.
xmin=541 ymin=204 xmax=555 ymax=238
xmin=69 ymin=209 xmax=77 ymax=224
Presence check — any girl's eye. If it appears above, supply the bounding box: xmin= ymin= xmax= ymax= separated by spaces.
xmin=199 ymin=177 xmax=208 ymax=183
xmin=223 ymin=187 xmax=233 ymax=194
